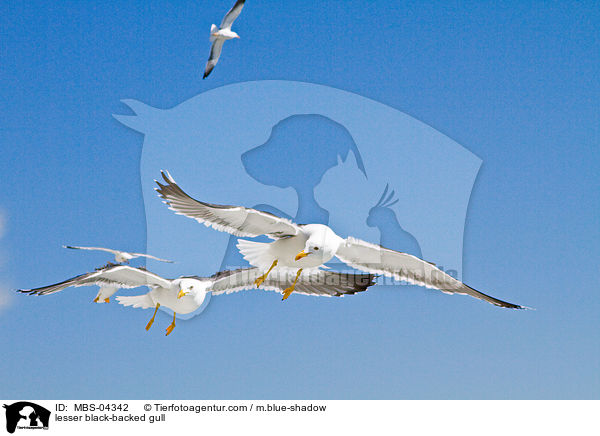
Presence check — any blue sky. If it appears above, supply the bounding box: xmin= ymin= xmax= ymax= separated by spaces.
xmin=1 ymin=0 xmax=598 ymax=399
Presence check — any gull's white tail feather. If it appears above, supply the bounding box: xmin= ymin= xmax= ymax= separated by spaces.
xmin=116 ymin=294 xmax=154 ymax=309
xmin=210 ymin=24 xmax=219 ymax=42
xmin=237 ymin=239 xmax=273 ymax=270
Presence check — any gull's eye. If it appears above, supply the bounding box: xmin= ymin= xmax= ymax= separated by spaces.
xmin=313 ymin=247 xmax=319 ymax=251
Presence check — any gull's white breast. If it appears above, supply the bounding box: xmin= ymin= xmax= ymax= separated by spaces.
xmin=149 ymin=287 xmax=203 ymax=315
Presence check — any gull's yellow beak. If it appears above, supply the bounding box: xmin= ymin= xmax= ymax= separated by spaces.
xmin=177 ymin=289 xmax=187 ymax=299
xmin=295 ymin=251 xmax=309 ymax=261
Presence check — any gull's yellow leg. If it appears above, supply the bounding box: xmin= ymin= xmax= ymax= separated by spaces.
xmin=254 ymin=260 xmax=278 ymax=288
xmin=145 ymin=303 xmax=160 ymax=331
xmin=93 ymin=296 xmax=99 ymax=303
xmin=165 ymin=312 xmax=177 ymax=336
xmin=104 ymin=298 xmax=110 ymax=303
xmin=282 ymin=268 xmax=303 ymax=301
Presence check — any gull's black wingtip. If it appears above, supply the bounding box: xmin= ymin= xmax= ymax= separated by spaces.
xmin=499 ymin=301 xmax=532 ymax=310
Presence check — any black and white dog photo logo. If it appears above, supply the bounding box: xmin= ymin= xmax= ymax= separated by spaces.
xmin=3 ymin=402 xmax=50 ymax=434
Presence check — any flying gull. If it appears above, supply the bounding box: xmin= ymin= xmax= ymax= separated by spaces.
xmin=203 ymin=0 xmax=245 ymax=79
xmin=63 ymin=245 xmax=173 ymax=264
xmin=18 ymin=264 xmax=208 ymax=335
xmin=18 ymin=265 xmax=376 ymax=335
xmin=155 ymin=170 xmax=528 ymax=309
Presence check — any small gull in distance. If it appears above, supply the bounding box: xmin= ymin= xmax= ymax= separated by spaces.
xmin=203 ymin=0 xmax=246 ymax=79
xmin=63 ymin=245 xmax=173 ymax=264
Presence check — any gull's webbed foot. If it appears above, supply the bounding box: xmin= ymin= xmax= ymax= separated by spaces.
xmin=165 ymin=312 xmax=177 ymax=336
xmin=254 ymin=260 xmax=278 ymax=288
xmin=254 ymin=274 xmax=267 ymax=288
xmin=281 ymin=268 xmax=302 ymax=301
xmin=282 ymin=285 xmax=295 ymax=300
xmin=146 ymin=303 xmax=160 ymax=331
xmin=165 ymin=323 xmax=175 ymax=336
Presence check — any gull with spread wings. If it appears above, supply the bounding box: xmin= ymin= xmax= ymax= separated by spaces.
xmin=155 ymin=170 xmax=528 ymax=309
xmin=203 ymin=0 xmax=246 ymax=79
xmin=63 ymin=245 xmax=173 ymax=264
xmin=18 ymin=264 xmax=375 ymax=335
xmin=18 ymin=264 xmax=204 ymax=335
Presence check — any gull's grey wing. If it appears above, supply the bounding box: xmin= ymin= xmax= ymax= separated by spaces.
xmin=155 ymin=171 xmax=301 ymax=239
xmin=18 ymin=269 xmax=107 ymax=296
xmin=209 ymin=267 xmax=376 ymax=297
xmin=220 ymin=0 xmax=245 ymax=29
xmin=203 ymin=38 xmax=225 ymax=79
xmin=17 ymin=265 xmax=172 ymax=296
xmin=336 ymin=237 xmax=527 ymax=309
xmin=128 ymin=252 xmax=174 ymax=263
xmin=63 ymin=245 xmax=120 ymax=255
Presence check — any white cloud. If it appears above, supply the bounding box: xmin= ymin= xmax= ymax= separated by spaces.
xmin=0 ymin=283 xmax=14 ymax=312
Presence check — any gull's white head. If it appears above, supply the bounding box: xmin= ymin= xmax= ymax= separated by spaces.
xmin=176 ymin=278 xmax=208 ymax=305
xmin=295 ymin=224 xmax=343 ymax=263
